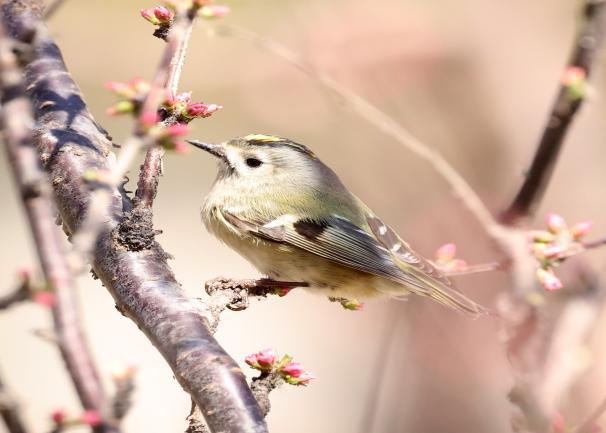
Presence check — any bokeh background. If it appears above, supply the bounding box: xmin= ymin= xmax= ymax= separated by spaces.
xmin=1 ymin=0 xmax=606 ymax=432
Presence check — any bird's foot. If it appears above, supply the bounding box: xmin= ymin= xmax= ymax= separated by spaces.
xmin=205 ymin=277 xmax=308 ymax=311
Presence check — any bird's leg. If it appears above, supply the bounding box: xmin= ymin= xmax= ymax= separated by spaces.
xmin=205 ymin=277 xmax=308 ymax=311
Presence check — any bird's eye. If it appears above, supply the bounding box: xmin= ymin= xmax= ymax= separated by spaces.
xmin=245 ymin=158 xmax=263 ymax=168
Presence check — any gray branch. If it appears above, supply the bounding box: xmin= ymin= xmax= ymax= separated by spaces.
xmin=0 ymin=1 xmax=266 ymax=432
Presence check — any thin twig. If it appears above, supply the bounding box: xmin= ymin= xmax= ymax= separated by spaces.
xmin=42 ymin=0 xmax=65 ymax=19
xmin=214 ymin=24 xmax=503 ymax=240
xmin=502 ymin=0 xmax=606 ymax=224
xmin=1 ymin=2 xmax=267 ymax=431
xmin=134 ymin=15 xmax=196 ymax=209
xmin=0 ymin=284 xmax=30 ymax=310
xmin=69 ymin=11 xmax=195 ymax=267
xmin=0 ymin=15 xmax=112 ymax=432
xmin=0 ymin=374 xmax=28 ymax=433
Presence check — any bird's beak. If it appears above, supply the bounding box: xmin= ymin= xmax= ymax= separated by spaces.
xmin=187 ymin=140 xmax=227 ymax=160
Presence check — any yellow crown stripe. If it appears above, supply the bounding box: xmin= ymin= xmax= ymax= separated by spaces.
xmin=244 ymin=134 xmax=283 ymax=142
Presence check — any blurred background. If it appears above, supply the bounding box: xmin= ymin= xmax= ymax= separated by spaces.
xmin=1 ymin=0 xmax=606 ymax=432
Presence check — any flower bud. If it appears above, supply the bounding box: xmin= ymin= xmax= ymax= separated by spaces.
xmin=186 ymin=102 xmax=221 ymax=118
xmin=435 ymin=243 xmax=456 ymax=262
xmin=256 ymin=348 xmax=277 ymax=367
xmin=140 ymin=8 xmax=161 ymax=25
xmin=536 ymin=268 xmax=563 ymax=291
xmin=80 ymin=410 xmax=102 ymax=427
xmin=34 ymin=292 xmax=56 ymax=308
xmin=546 ymin=213 xmax=567 ymax=234
xmin=570 ymin=221 xmax=592 ymax=239
xmin=199 ymin=4 xmax=230 ymax=18
xmin=281 ymin=362 xmax=304 ymax=377
xmin=51 ymin=409 xmax=66 ymax=425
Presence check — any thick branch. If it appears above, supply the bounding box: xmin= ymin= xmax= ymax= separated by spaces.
xmin=0 ymin=11 xmax=109 ymax=428
xmin=502 ymin=0 xmax=606 ymax=224
xmin=0 ymin=2 xmax=266 ymax=432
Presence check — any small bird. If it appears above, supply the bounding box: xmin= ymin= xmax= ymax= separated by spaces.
xmin=189 ymin=134 xmax=484 ymax=316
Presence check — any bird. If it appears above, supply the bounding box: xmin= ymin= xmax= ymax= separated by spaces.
xmin=188 ymin=134 xmax=485 ymax=316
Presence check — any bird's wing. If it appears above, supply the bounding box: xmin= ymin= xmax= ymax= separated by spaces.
xmin=222 ymin=210 xmax=485 ymax=316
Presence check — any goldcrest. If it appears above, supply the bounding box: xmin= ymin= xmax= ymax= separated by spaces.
xmin=189 ymin=134 xmax=484 ymax=315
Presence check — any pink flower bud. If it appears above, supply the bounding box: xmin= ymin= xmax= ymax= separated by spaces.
xmin=18 ymin=266 xmax=32 ymax=281
xmin=186 ymin=103 xmax=222 ymax=118
xmin=295 ymin=372 xmax=315 ymax=386
xmin=140 ymin=111 xmax=160 ymax=126
xmin=104 ymin=81 xmax=134 ymax=99
xmin=541 ymin=245 xmax=567 ymax=259
xmin=173 ymin=141 xmax=190 ymax=154
xmin=130 ymin=77 xmax=151 ymax=94
xmin=110 ymin=363 xmax=138 ymax=381
xmin=561 ymin=66 xmax=586 ymax=86
xmin=536 ymin=268 xmax=563 ymax=291
xmin=153 ymin=6 xmax=174 ymax=23
xmin=165 ymin=123 xmax=189 ymax=137
xmin=276 ymin=287 xmax=292 ymax=297
xmin=435 ymin=243 xmax=456 ymax=262
xmin=80 ymin=410 xmax=102 ymax=427
xmin=176 ymin=92 xmax=192 ymax=104
xmin=281 ymin=361 xmax=305 ymax=377
xmin=34 ymin=292 xmax=56 ymax=308
xmin=199 ymin=4 xmax=230 ymax=18
xmin=51 ymin=409 xmax=66 ymax=424
xmin=244 ymin=353 xmax=259 ymax=367
xmin=570 ymin=221 xmax=592 ymax=239
xmin=552 ymin=412 xmax=566 ymax=433
xmin=546 ymin=213 xmax=567 ymax=234
xmin=140 ymin=8 xmax=161 ymax=25
xmin=256 ymin=348 xmax=277 ymax=367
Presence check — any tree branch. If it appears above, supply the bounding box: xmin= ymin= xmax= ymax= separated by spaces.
xmin=501 ymin=0 xmax=606 ymax=224
xmin=0 ymin=12 xmax=110 ymax=431
xmin=0 ymin=373 xmax=29 ymax=433
xmin=0 ymin=2 xmax=267 ymax=432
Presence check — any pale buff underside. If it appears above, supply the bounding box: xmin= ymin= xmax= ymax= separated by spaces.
xmin=203 ymin=205 xmax=406 ymax=300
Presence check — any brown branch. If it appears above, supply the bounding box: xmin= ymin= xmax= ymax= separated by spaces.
xmin=0 ymin=374 xmax=29 ymax=433
xmin=134 ymin=15 xmax=195 ymax=210
xmin=0 ymin=2 xmax=267 ymax=432
xmin=0 ymin=283 xmax=30 ymax=310
xmin=501 ymin=0 xmax=606 ymax=224
xmin=0 ymin=13 xmax=111 ymax=432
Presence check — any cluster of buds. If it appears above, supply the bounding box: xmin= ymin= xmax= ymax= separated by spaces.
xmin=141 ymin=112 xmax=191 ymax=153
xmin=433 ymin=243 xmax=467 ymax=273
xmin=140 ymin=6 xmax=174 ymax=26
xmin=561 ymin=65 xmax=587 ymax=101
xmin=529 ymin=213 xmax=592 ymax=291
xmin=142 ymin=1 xmax=229 ymax=30
xmin=105 ymin=78 xmax=151 ymax=116
xmin=50 ymin=409 xmax=103 ymax=429
xmin=245 ymin=349 xmax=314 ymax=386
xmin=162 ymin=92 xmax=221 ymax=123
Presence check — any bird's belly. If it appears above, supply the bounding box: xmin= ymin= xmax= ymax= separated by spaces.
xmin=208 ymin=216 xmax=395 ymax=299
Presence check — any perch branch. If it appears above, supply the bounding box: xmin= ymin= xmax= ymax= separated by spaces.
xmin=501 ymin=0 xmax=606 ymax=224
xmin=0 ymin=14 xmax=110 ymax=430
xmin=0 ymin=2 xmax=267 ymax=432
